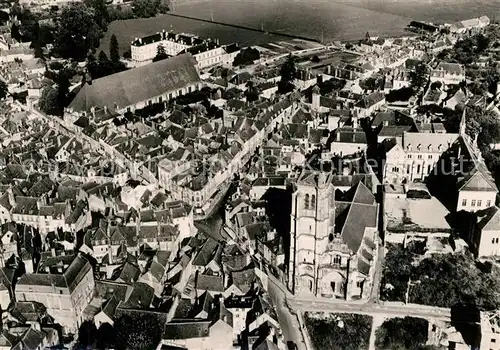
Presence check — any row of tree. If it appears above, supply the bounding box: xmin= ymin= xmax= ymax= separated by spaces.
xmin=380 ymin=244 xmax=500 ymax=310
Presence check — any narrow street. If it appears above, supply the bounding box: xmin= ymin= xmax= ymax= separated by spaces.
xmin=267 ymin=277 xmax=308 ymax=350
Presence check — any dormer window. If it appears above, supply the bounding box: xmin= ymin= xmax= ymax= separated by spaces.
xmin=417 ymin=144 xmax=422 ymax=151
xmin=438 ymin=144 xmax=443 ymax=152
xmin=407 ymin=144 xmax=412 ymax=151
xmin=428 ymin=145 xmax=433 ymax=151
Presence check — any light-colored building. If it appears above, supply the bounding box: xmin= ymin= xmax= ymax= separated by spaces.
xmin=474 ymin=206 xmax=500 ymax=257
xmin=67 ymin=54 xmax=202 ymax=114
xmin=288 ymin=171 xmax=379 ymax=300
xmin=131 ymin=31 xmax=194 ymax=63
xmin=480 ymin=310 xmax=500 ymax=350
xmin=449 ymin=16 xmax=490 ymax=34
xmin=130 ymin=30 xmax=239 ymax=70
xmin=383 ymin=127 xmax=459 ymax=184
xmin=15 ymin=254 xmax=95 ymax=333
xmin=430 ymin=62 xmax=465 ymax=85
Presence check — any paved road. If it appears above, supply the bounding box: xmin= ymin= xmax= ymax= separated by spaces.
xmin=291 ymin=298 xmax=451 ymax=321
xmin=268 ymin=277 xmax=308 ymax=350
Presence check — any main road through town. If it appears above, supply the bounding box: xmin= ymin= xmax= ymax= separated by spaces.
xmin=266 ymin=272 xmax=451 ymax=350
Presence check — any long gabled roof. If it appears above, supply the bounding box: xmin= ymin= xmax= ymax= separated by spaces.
xmin=69 ymin=54 xmax=200 ymax=112
xmin=458 ymin=166 xmax=498 ymax=193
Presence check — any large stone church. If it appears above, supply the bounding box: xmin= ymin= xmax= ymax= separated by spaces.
xmin=287 ymin=170 xmax=379 ymax=300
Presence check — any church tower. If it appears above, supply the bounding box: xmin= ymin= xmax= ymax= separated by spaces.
xmin=288 ymin=171 xmax=335 ymax=296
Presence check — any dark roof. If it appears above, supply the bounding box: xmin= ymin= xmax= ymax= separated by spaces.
xmin=69 ymin=54 xmax=200 ymax=112
xmin=341 ymin=203 xmax=378 ymax=253
xmin=163 ymin=320 xmax=210 ymax=340
xmin=17 ymin=254 xmax=91 ymax=293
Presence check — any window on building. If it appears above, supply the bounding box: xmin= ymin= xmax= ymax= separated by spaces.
xmin=492 ymin=338 xmax=496 ymax=343
xmin=496 ymin=238 xmax=499 ymax=244
xmin=408 ymin=154 xmax=412 ymax=159
xmin=416 ymin=164 xmax=421 ymax=174
xmin=487 ymin=200 xmax=492 ymax=207
xmin=311 ymin=195 xmax=316 ymax=209
xmin=407 ymin=165 xmax=411 ymax=174
xmin=428 ymin=155 xmax=433 ymax=159
xmin=392 ymin=167 xmax=399 ymax=172
xmin=334 ymin=255 xmax=341 ymax=265
xmin=427 ymin=165 xmax=432 ymax=174
xmin=309 ymin=281 xmax=313 ymax=291
xmin=304 ymin=194 xmax=309 ymax=210
xmin=417 ymin=155 xmax=423 ymax=159
xmin=478 ymin=200 xmax=482 ymax=207
xmin=462 ymin=199 xmax=467 ymax=206
xmin=492 ymin=238 xmax=495 ymax=244
xmin=471 ymin=200 xmax=476 ymax=207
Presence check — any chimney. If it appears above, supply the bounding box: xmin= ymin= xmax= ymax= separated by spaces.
xmin=51 ymin=247 xmax=56 ymax=257
xmin=383 ymin=120 xmax=389 ymax=127
xmin=336 ymin=132 xmax=340 ymax=142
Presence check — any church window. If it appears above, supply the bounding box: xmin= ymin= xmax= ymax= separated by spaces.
xmin=311 ymin=195 xmax=316 ymax=209
xmin=334 ymin=255 xmax=341 ymax=265
xmin=304 ymin=194 xmax=310 ymax=209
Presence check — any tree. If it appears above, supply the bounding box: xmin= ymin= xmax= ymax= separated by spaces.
xmin=132 ymin=0 xmax=158 ymax=18
xmin=56 ymin=69 xmax=71 ymax=108
xmin=152 ymin=44 xmax=168 ymax=62
xmin=306 ymin=313 xmax=372 ymax=350
xmin=114 ymin=314 xmax=162 ymax=350
xmin=278 ymin=54 xmax=297 ymax=93
xmin=410 ymin=63 xmax=428 ymax=91
xmin=84 ymin=0 xmax=109 ymax=31
xmin=109 ymin=34 xmax=120 ymax=63
xmin=55 ymin=4 xmax=102 ymax=60
xmin=39 ymin=86 xmax=61 ymax=116
xmin=11 ymin=23 xmax=21 ymax=42
xmin=0 ymin=81 xmax=8 ymax=100
xmin=98 ymin=50 xmax=109 ymax=63
xmin=96 ymin=323 xmax=115 ymax=349
xmin=233 ymin=47 xmax=260 ymax=66
xmin=78 ymin=320 xmax=97 ymax=348
xmin=244 ymin=81 xmax=259 ymax=102
xmin=375 ymin=317 xmax=429 ymax=350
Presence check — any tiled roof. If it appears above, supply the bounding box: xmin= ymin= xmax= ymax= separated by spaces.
xmin=163 ymin=320 xmax=210 ymax=340
xmin=402 ymin=131 xmax=459 ymax=153
xmin=69 ymin=54 xmax=200 ymax=112
xmin=341 ymin=203 xmax=377 ymax=253
xmin=477 ymin=206 xmax=500 ymax=231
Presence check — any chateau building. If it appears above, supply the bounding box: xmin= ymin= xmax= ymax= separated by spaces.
xmin=288 ymin=171 xmax=379 ymax=300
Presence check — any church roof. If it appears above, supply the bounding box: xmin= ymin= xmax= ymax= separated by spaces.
xmin=69 ymin=53 xmax=200 ymax=112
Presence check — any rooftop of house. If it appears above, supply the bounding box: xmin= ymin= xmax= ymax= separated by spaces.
xmin=17 ymin=253 xmax=92 ymax=293
xmin=402 ymin=131 xmax=459 ymax=153
xmin=384 ymin=184 xmax=451 ymax=233
xmin=131 ymin=31 xmax=203 ymax=47
xmin=68 ymin=53 xmax=200 ymax=113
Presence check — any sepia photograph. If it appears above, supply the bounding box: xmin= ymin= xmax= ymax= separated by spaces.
xmin=0 ymin=0 xmax=498 ymax=349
